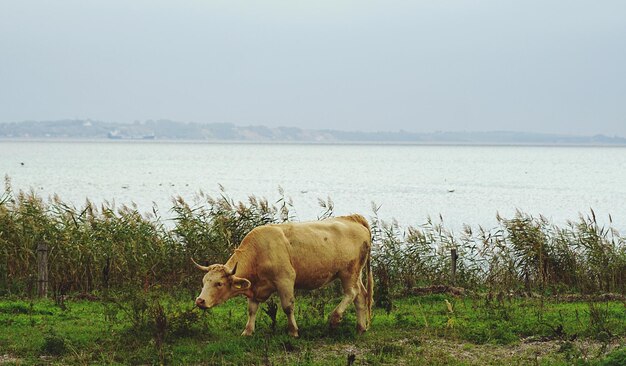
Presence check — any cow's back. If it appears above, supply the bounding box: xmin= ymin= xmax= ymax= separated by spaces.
xmin=246 ymin=215 xmax=370 ymax=289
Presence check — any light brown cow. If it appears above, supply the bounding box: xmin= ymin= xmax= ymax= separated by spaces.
xmin=193 ymin=214 xmax=373 ymax=337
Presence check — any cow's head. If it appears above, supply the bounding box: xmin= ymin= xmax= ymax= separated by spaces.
xmin=192 ymin=259 xmax=251 ymax=309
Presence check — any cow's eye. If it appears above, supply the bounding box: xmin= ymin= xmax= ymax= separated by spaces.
xmin=215 ymin=282 xmax=223 ymax=287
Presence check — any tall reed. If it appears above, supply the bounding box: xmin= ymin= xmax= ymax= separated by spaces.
xmin=0 ymin=178 xmax=624 ymax=298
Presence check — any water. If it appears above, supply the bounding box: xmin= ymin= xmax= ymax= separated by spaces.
xmin=1 ymin=140 xmax=625 ymax=233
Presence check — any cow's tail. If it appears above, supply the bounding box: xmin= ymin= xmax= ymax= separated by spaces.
xmin=354 ymin=214 xmax=374 ymax=329
xmin=366 ymin=248 xmax=373 ymax=329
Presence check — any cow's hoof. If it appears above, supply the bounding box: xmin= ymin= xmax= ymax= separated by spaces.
xmin=356 ymin=325 xmax=367 ymax=335
xmin=288 ymin=329 xmax=299 ymax=338
xmin=329 ymin=312 xmax=342 ymax=328
xmin=241 ymin=329 xmax=254 ymax=336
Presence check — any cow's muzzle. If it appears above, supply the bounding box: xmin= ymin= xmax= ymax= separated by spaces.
xmin=195 ymin=297 xmax=208 ymax=309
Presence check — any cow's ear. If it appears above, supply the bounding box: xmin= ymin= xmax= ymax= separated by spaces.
xmin=232 ymin=277 xmax=251 ymax=290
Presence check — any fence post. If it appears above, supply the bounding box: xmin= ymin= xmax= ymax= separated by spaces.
xmin=450 ymin=248 xmax=458 ymax=285
xmin=37 ymin=243 xmax=48 ymax=298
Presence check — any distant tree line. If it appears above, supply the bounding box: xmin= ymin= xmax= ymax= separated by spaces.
xmin=1 ymin=119 xmax=626 ymax=144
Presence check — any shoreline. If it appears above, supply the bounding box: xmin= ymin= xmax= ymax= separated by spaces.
xmin=2 ymin=137 xmax=626 ymax=148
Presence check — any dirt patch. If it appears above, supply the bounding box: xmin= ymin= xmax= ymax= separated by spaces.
xmin=416 ymin=337 xmax=624 ymax=365
xmin=0 ymin=354 xmax=20 ymax=364
xmin=271 ymin=336 xmax=625 ymax=365
xmin=408 ymin=285 xmax=468 ymax=297
xmin=556 ymin=293 xmax=626 ymax=302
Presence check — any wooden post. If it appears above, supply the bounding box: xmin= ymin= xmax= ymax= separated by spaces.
xmin=37 ymin=243 xmax=48 ymax=298
xmin=450 ymin=248 xmax=458 ymax=285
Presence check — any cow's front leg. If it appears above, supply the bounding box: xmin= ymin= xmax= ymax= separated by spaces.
xmin=241 ymin=298 xmax=259 ymax=336
xmin=276 ymin=281 xmax=299 ymax=337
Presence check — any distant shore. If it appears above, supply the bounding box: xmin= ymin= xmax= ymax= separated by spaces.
xmin=2 ymin=119 xmax=625 ymax=146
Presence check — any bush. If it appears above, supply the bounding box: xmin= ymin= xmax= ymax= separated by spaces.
xmin=597 ymin=347 xmax=626 ymax=366
xmin=41 ymin=329 xmax=66 ymax=356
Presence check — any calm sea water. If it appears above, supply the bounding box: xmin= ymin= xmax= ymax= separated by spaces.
xmin=1 ymin=141 xmax=625 ymax=233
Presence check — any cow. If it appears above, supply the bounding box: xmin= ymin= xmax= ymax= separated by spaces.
xmin=193 ymin=214 xmax=373 ymax=337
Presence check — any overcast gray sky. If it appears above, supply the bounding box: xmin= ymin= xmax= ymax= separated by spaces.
xmin=1 ymin=1 xmax=625 ymax=136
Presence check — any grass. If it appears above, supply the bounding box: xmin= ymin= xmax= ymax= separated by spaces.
xmin=1 ymin=293 xmax=624 ymax=365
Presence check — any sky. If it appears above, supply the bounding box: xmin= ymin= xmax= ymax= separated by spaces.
xmin=1 ymin=1 xmax=625 ymax=136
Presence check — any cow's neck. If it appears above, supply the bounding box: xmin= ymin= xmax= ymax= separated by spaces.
xmin=226 ymin=248 xmax=256 ymax=281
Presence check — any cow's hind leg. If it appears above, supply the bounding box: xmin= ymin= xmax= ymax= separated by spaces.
xmin=353 ymin=281 xmax=368 ymax=334
xmin=329 ymin=275 xmax=359 ymax=329
xmin=241 ymin=298 xmax=259 ymax=336
xmin=276 ymin=280 xmax=299 ymax=337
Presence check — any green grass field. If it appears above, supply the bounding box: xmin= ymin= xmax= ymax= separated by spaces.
xmin=1 ymin=293 xmax=625 ymax=365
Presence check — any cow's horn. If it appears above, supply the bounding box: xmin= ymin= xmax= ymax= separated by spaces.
xmin=229 ymin=262 xmax=238 ymax=276
xmin=191 ymin=258 xmax=210 ymax=271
